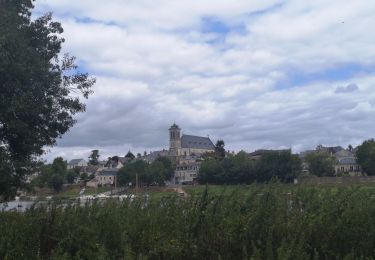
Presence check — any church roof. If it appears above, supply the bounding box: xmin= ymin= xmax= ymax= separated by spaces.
xmin=68 ymin=159 xmax=85 ymax=165
xmin=169 ymin=123 xmax=180 ymax=130
xmin=181 ymin=135 xmax=215 ymax=150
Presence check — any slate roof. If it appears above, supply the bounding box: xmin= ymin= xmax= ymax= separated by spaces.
xmin=100 ymin=168 xmax=119 ymax=176
xmin=319 ymin=146 xmax=344 ymax=154
xmin=68 ymin=159 xmax=85 ymax=165
xmin=250 ymin=149 xmax=291 ymax=157
xmin=139 ymin=150 xmax=169 ymax=163
xmin=181 ymin=135 xmax=215 ymax=150
xmin=337 ymin=157 xmax=356 ymax=165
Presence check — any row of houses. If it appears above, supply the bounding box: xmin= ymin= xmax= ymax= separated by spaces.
xmin=248 ymin=145 xmax=362 ymax=176
xmin=67 ymin=123 xmax=364 ymax=188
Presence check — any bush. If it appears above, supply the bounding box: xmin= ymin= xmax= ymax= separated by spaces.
xmin=1 ymin=185 xmax=375 ymax=259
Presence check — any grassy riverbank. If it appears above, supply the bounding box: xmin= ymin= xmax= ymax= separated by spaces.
xmin=1 ymin=184 xmax=375 ymax=259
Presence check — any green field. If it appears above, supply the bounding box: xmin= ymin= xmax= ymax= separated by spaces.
xmin=2 ymin=184 xmax=375 ymax=259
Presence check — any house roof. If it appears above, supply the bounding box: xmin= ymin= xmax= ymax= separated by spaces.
xmin=319 ymin=146 xmax=344 ymax=154
xmin=68 ymin=159 xmax=85 ymax=165
xmin=81 ymin=165 xmax=100 ymax=174
xmin=334 ymin=149 xmax=355 ymax=158
xmin=337 ymin=157 xmax=356 ymax=165
xmin=181 ymin=135 xmax=215 ymax=150
xmin=100 ymin=168 xmax=119 ymax=176
xmin=249 ymin=149 xmax=290 ymax=157
xmin=169 ymin=123 xmax=180 ymax=130
xmin=141 ymin=150 xmax=169 ymax=163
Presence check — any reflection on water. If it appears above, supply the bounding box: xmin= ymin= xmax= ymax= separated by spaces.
xmin=0 ymin=194 xmax=137 ymax=212
xmin=0 ymin=201 xmax=35 ymax=212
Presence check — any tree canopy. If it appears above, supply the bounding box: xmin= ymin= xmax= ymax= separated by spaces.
xmin=0 ymin=1 xmax=95 ymax=200
xmin=304 ymin=152 xmax=336 ymax=177
xmin=198 ymin=150 xmax=301 ymax=184
xmin=88 ymin=150 xmax=100 ymax=165
xmin=356 ymin=139 xmax=375 ymax=175
xmin=117 ymin=157 xmax=174 ymax=186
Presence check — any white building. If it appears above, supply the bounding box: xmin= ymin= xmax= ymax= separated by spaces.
xmin=67 ymin=159 xmax=88 ymax=169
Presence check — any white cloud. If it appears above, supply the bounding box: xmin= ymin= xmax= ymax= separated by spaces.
xmin=32 ymin=1 xmax=375 ymax=161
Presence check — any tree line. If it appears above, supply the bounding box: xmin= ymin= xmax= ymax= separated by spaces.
xmin=198 ymin=150 xmax=302 ymax=184
xmin=198 ymin=139 xmax=375 ymax=184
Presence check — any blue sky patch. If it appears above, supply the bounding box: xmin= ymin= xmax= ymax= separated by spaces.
xmin=276 ymin=63 xmax=375 ymax=89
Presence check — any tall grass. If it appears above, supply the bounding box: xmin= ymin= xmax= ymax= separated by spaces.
xmin=1 ymin=184 xmax=375 ymax=259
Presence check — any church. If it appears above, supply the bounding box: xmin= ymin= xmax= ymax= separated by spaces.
xmin=168 ymin=123 xmax=215 ymax=184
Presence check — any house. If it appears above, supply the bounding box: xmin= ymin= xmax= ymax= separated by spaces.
xmin=87 ymin=168 xmax=118 ymax=188
xmin=68 ymin=159 xmax=88 ymax=169
xmin=140 ymin=149 xmax=169 ymax=163
xmin=97 ymin=169 xmax=118 ymax=186
xmin=299 ymin=146 xmax=362 ymax=176
xmin=174 ymin=158 xmax=201 ymax=184
xmin=334 ymin=150 xmax=361 ymax=176
xmin=80 ymin=165 xmax=102 ymax=176
xmin=316 ymin=145 xmax=344 ymax=155
xmin=104 ymin=156 xmax=132 ymax=169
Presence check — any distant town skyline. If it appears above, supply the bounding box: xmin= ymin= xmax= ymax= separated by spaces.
xmin=33 ymin=0 xmax=375 ymax=162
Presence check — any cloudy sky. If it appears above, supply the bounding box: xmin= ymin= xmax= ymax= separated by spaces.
xmin=34 ymin=0 xmax=375 ymax=161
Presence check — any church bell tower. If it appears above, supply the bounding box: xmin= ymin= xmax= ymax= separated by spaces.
xmin=169 ymin=123 xmax=181 ymax=157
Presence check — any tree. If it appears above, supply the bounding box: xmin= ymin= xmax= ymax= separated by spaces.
xmin=215 ymin=140 xmax=226 ymax=159
xmin=147 ymin=156 xmax=174 ymax=185
xmin=66 ymin=170 xmax=77 ymax=184
xmin=198 ymin=150 xmax=301 ymax=184
xmin=88 ymin=150 xmax=100 ymax=165
xmin=255 ymin=150 xmax=302 ymax=183
xmin=198 ymin=159 xmax=224 ymax=184
xmin=305 ymin=152 xmax=335 ymax=177
xmin=154 ymin=156 xmax=174 ymax=180
xmin=0 ymin=1 xmax=95 ymax=199
xmin=356 ymin=139 xmax=375 ymax=175
xmin=51 ymin=157 xmax=67 ymax=177
xmin=117 ymin=160 xmax=149 ymax=186
xmin=117 ymin=157 xmax=173 ymax=187
xmin=49 ymin=174 xmax=63 ymax=192
xmin=125 ymin=151 xmax=135 ymax=161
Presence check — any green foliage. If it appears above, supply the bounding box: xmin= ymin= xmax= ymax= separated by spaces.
xmin=305 ymin=151 xmax=336 ymax=177
xmin=0 ymin=0 xmax=95 ymax=198
xmin=199 ymin=150 xmax=301 ymax=184
xmin=66 ymin=170 xmax=77 ymax=184
xmin=215 ymin=140 xmax=226 ymax=159
xmin=256 ymin=150 xmax=302 ymax=182
xmin=51 ymin=157 xmax=67 ymax=177
xmin=125 ymin=151 xmax=135 ymax=161
xmin=356 ymin=139 xmax=375 ymax=175
xmin=0 ymin=148 xmax=18 ymax=201
xmin=2 ymin=185 xmax=375 ymax=259
xmin=88 ymin=150 xmax=100 ymax=165
xmin=49 ymin=174 xmax=63 ymax=192
xmin=117 ymin=157 xmax=174 ymax=186
xmin=32 ymin=157 xmax=68 ymax=189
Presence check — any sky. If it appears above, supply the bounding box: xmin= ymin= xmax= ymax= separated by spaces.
xmin=33 ymin=0 xmax=375 ymax=162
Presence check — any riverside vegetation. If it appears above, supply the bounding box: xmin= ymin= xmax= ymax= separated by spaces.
xmin=2 ymin=184 xmax=375 ymax=259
